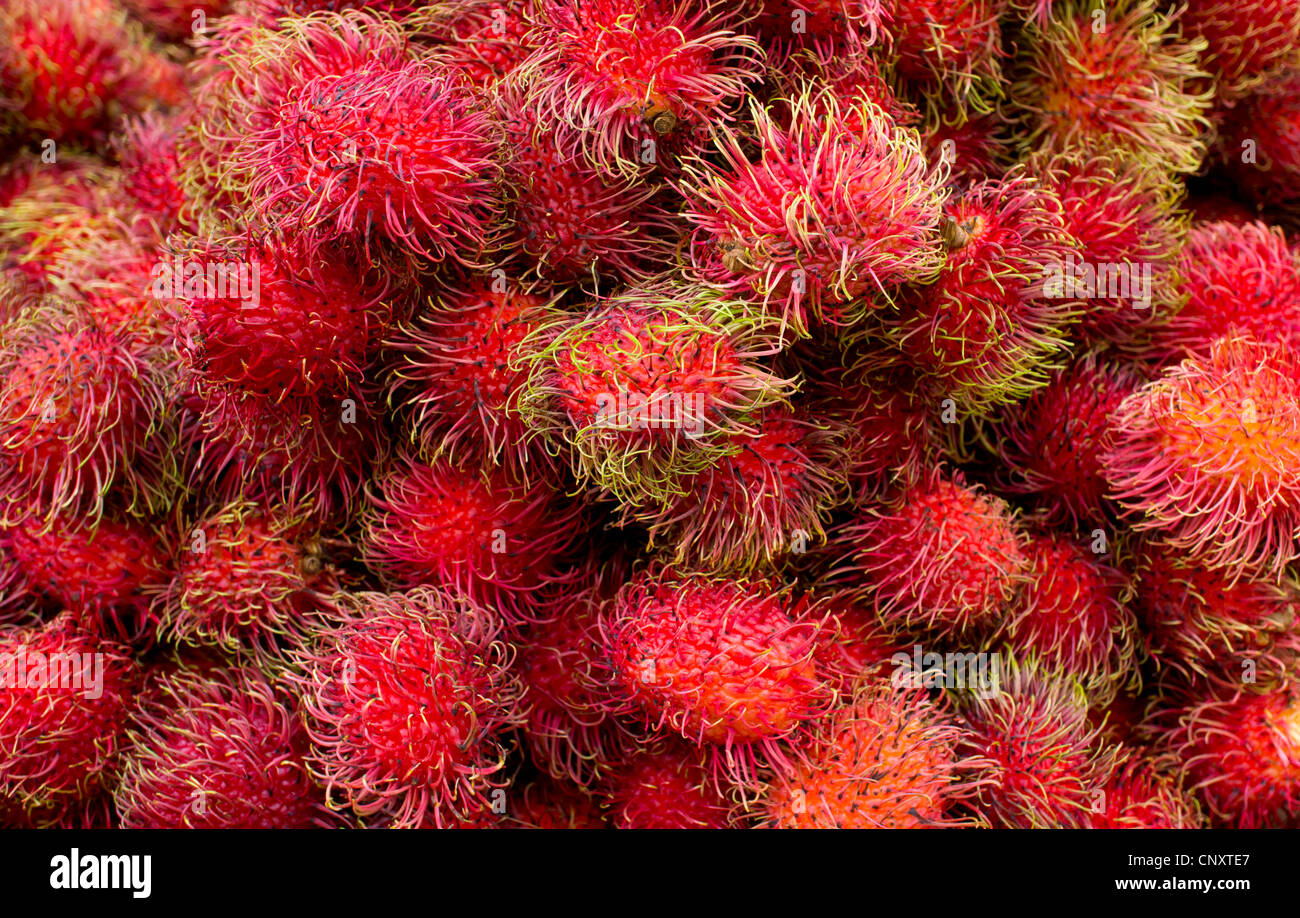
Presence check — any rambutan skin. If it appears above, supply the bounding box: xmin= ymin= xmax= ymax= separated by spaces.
xmin=1101 ymin=335 xmax=1300 ymax=581
xmin=680 ymin=84 xmax=947 ymax=338
xmin=115 ymin=666 xmax=326 ymax=828
xmin=1084 ymin=755 xmax=1203 ymax=829
xmin=831 ymin=469 xmax=1029 ymax=634
xmin=0 ymin=614 xmax=139 ymax=813
xmin=290 ymin=588 xmax=524 ymax=829
xmin=601 ymin=569 xmax=829 ymax=759
xmin=361 ymin=454 xmax=586 ymax=623
xmin=600 ymin=740 xmax=736 ymax=829
xmin=1181 ymin=0 xmax=1300 ymax=100
xmin=1216 ymin=73 xmax=1300 ymax=208
xmin=761 ymin=678 xmax=982 ymax=828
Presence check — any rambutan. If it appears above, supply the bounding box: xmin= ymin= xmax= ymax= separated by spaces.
xmin=0 ymin=613 xmax=138 ymax=814
xmin=361 ymin=454 xmax=586 ymax=623
xmin=516 ymin=0 xmax=764 ymax=177
xmin=423 ymin=0 xmax=539 ymax=88
xmin=122 ymin=0 xmax=232 ymax=41
xmin=292 ymin=588 xmax=523 ymax=828
xmin=885 ymin=171 xmax=1078 ymax=412
xmin=0 ymin=298 xmax=171 ymax=526
xmin=508 ymin=775 xmax=606 ymax=829
xmin=518 ymin=279 xmax=794 ymax=507
xmin=1084 ymin=754 xmax=1203 ymax=828
xmin=761 ymin=678 xmax=981 ymax=828
xmin=680 ymin=83 xmax=946 ymax=338
xmin=1181 ymin=0 xmax=1300 ymax=100
xmin=634 ymin=405 xmax=850 ymax=572
xmin=955 ymin=654 xmax=1118 ymax=828
xmin=1153 ymin=220 xmax=1300 ymax=362
xmin=1101 ymin=335 xmax=1300 ymax=580
xmin=830 ymin=468 xmax=1029 ymax=634
xmin=1030 ymin=149 xmax=1185 ymax=346
xmin=1152 ymin=682 xmax=1300 ymax=827
xmin=0 ymin=0 xmax=178 ymax=144
xmin=602 ymin=568 xmax=828 ymax=783
xmin=600 ymin=740 xmax=736 ymax=829
xmin=1010 ymin=0 xmax=1212 ymax=173
xmin=159 ymin=500 xmax=343 ymax=667
xmin=384 ymin=278 xmax=554 ymax=469
xmin=991 ymin=353 xmax=1144 ymax=527
xmin=919 ymin=107 xmax=1011 ymax=188
xmin=808 ymin=592 xmax=902 ymax=693
xmin=747 ymin=1 xmax=889 ymax=62
xmin=1 ymin=510 xmax=169 ymax=643
xmin=1129 ymin=540 xmax=1300 ymax=688
xmin=112 ymin=112 xmax=186 ymax=235
xmin=881 ymin=0 xmax=1008 ymax=112
xmin=1215 ymin=73 xmax=1300 ymax=208
xmin=115 ymin=666 xmax=325 ymax=828
xmin=1000 ymin=530 xmax=1138 ymax=702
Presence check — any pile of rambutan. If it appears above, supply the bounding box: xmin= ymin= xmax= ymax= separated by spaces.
xmin=2 ymin=0 xmax=1298 ymax=833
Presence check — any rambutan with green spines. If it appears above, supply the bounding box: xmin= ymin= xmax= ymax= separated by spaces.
xmin=169 ymin=233 xmax=398 ymax=405
xmin=115 ymin=665 xmax=327 ymax=828
xmin=768 ymin=50 xmax=919 ymax=129
xmin=111 ymin=111 xmax=186 ymax=236
xmin=0 ymin=0 xmax=181 ymax=145
xmin=1028 ymin=148 xmax=1187 ymax=347
xmin=1214 ymin=72 xmax=1300 ymax=209
xmin=1152 ymin=220 xmax=1300 ymax=363
xmin=383 ymin=276 xmax=557 ymax=471
xmin=600 ymin=738 xmax=739 ymax=829
xmin=633 ymin=404 xmax=852 ymax=574
xmin=828 ymin=467 xmax=1030 ymax=635
xmin=746 ymin=1 xmax=889 ymax=64
xmin=1181 ymin=0 xmax=1300 ymax=101
xmin=290 ymin=588 xmax=524 ymax=829
xmin=494 ymin=87 xmax=683 ymax=287
xmin=0 ymin=296 xmax=174 ymax=528
xmin=601 ymin=565 xmax=831 ymax=786
xmin=760 ymin=676 xmax=984 ymax=828
xmin=1128 ymin=539 xmax=1300 ymax=690
xmin=880 ymin=0 xmax=1009 ymax=115
xmin=157 ymin=499 xmax=346 ymax=670
xmin=518 ymin=278 xmax=795 ymax=509
xmin=361 ymin=453 xmax=588 ymax=625
xmin=1147 ymin=680 xmax=1300 ymax=828
xmin=0 ymin=613 xmax=139 ymax=815
xmin=1084 ymin=753 xmax=1204 ymax=828
xmin=680 ymin=81 xmax=948 ymax=340
xmin=999 ymin=528 xmax=1139 ymax=705
xmin=989 ymin=352 xmax=1145 ymax=527
xmin=883 ymin=169 xmax=1080 ymax=414
xmin=954 ymin=652 xmax=1120 ymax=828
xmin=515 ymin=0 xmax=765 ymax=178
xmin=1101 ymin=334 xmax=1300 ymax=582
xmin=1010 ymin=0 xmax=1213 ymax=174
xmin=417 ymin=0 xmax=539 ymax=88
xmin=1 ymin=508 xmax=170 ymax=645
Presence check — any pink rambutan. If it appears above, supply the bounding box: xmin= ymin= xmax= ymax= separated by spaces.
xmin=601 ymin=567 xmax=829 ymax=782
xmin=2 ymin=510 xmax=169 ymax=643
xmin=1215 ymin=72 xmax=1300 ymax=208
xmin=1153 ymin=220 xmax=1300 ymax=362
xmin=635 ymin=405 xmax=850 ymax=572
xmin=600 ymin=739 xmax=736 ymax=829
xmin=1130 ymin=540 xmax=1300 ymax=689
xmin=112 ymin=112 xmax=186 ymax=234
xmin=680 ymin=82 xmax=947 ymax=338
xmin=761 ymin=678 xmax=982 ymax=828
xmin=1084 ymin=754 xmax=1203 ymax=828
xmin=831 ymin=468 xmax=1029 ymax=634
xmin=991 ymin=352 xmax=1144 ymax=526
xmin=747 ymin=1 xmax=889 ymax=62
xmin=882 ymin=0 xmax=1008 ymax=111
xmin=1152 ymin=682 xmax=1300 ymax=827
xmin=115 ymin=666 xmax=325 ymax=828
xmin=0 ymin=613 xmax=138 ymax=814
xmin=1000 ymin=529 xmax=1138 ymax=702
xmin=956 ymin=653 xmax=1119 ymax=828
xmin=1181 ymin=0 xmax=1300 ymax=100
xmin=516 ymin=0 xmax=764 ymax=177
xmin=424 ymin=0 xmax=539 ymax=88
xmin=159 ymin=500 xmax=343 ymax=667
xmin=519 ymin=279 xmax=794 ymax=507
xmin=384 ymin=279 xmax=554 ymax=468
xmin=1011 ymin=0 xmax=1212 ymax=173
xmin=361 ymin=454 xmax=587 ymax=623
xmin=0 ymin=297 xmax=171 ymax=526
xmin=1101 ymin=335 xmax=1300 ymax=580
xmin=886 ymin=170 xmax=1078 ymax=412
xmin=919 ymin=107 xmax=1011 ymax=188
xmin=291 ymin=588 xmax=523 ymax=828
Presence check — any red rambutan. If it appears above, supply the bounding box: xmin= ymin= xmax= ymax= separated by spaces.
xmin=1084 ymin=753 xmax=1203 ymax=828
xmin=1215 ymin=72 xmax=1300 ymax=208
xmin=1182 ymin=0 xmax=1300 ymax=100
xmin=600 ymin=739 xmax=736 ymax=829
